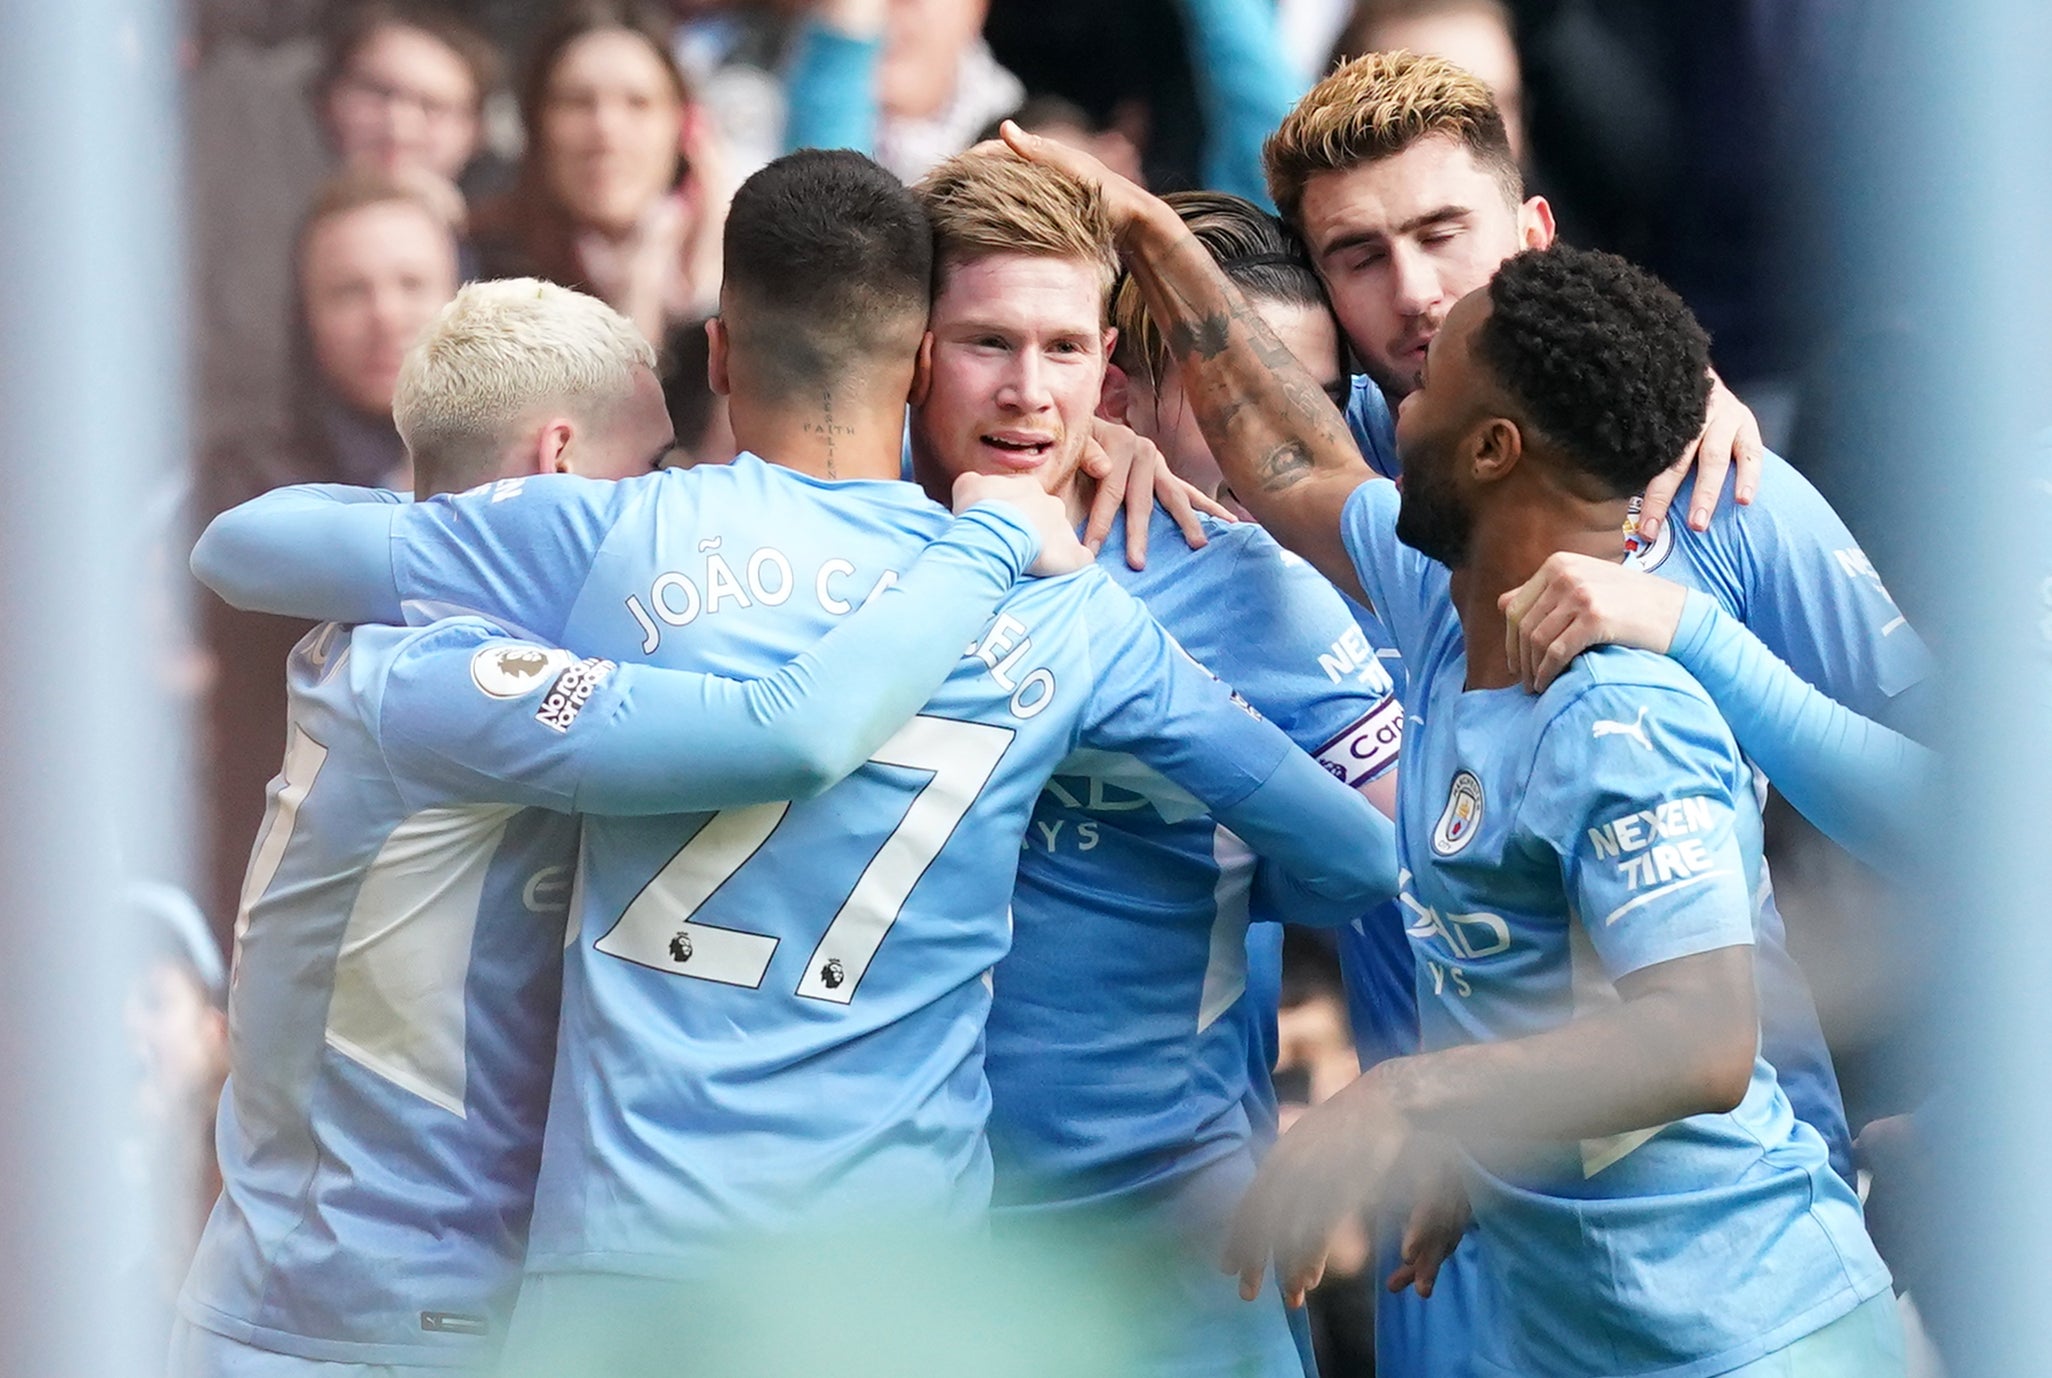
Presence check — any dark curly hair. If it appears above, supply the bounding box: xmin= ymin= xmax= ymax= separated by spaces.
xmin=1474 ymin=246 xmax=1712 ymax=498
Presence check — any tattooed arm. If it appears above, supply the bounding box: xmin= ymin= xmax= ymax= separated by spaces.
xmin=1001 ymin=122 xmax=1378 ymax=607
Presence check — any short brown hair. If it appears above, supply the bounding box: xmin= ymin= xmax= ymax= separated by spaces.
xmin=316 ymin=2 xmax=502 ymax=115
xmin=1330 ymin=0 xmax=1515 ymax=68
xmin=916 ymin=152 xmax=1118 ymax=309
xmin=1264 ymin=50 xmax=1519 ymax=228
xmin=295 ymin=166 xmax=457 ymax=267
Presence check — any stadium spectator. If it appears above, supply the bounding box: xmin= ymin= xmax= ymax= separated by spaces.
xmin=983 ymin=94 xmax=1146 ymax=192
xmin=784 ymin=0 xmax=1025 ymax=182
xmin=1173 ymin=0 xmax=1310 ymax=206
xmin=795 ymin=0 xmax=1298 ymax=203
xmin=315 ymin=2 xmax=503 ymax=219
xmin=187 ymin=3 xmax=499 ymax=451
xmin=473 ymin=0 xmax=732 ymax=341
xmin=198 ymin=168 xmax=460 ymax=524
xmin=668 ymin=0 xmax=800 ymax=181
xmin=1332 ymin=0 xmax=1526 ymax=162
xmin=296 ymin=171 xmax=465 ymax=491
xmin=198 ymin=170 xmax=461 ymax=929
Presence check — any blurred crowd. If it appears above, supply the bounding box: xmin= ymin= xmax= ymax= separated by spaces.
xmin=163 ymin=1 xmax=1916 ymax=1368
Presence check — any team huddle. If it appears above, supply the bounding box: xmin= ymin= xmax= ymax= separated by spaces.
xmin=179 ymin=52 xmax=1927 ymax=1378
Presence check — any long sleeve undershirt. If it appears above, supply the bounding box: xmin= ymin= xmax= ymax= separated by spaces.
xmin=1668 ymin=590 xmax=1930 ymax=873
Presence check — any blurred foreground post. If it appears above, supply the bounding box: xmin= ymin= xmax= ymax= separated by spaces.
xmin=0 ymin=2 xmax=191 ymax=1375
xmin=1864 ymin=0 xmax=2052 ymax=1373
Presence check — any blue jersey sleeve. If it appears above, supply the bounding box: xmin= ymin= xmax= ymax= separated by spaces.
xmin=1664 ymin=451 xmax=1933 ymax=725
xmin=1338 ymin=477 xmax=1443 ymax=667
xmin=1667 ymin=592 xmax=1928 ymax=873
xmin=384 ymin=472 xmax=637 ymax=641
xmin=1344 ymin=375 xmax=1402 ymax=479
xmin=1521 ymin=673 xmax=1759 ymax=980
xmin=1211 ymin=526 xmax=1404 ymax=782
xmin=191 ymin=483 xmax=408 ymax=623
xmin=376 ymin=504 xmax=1045 ymax=815
xmin=1076 ymin=581 xmax=1400 ymax=910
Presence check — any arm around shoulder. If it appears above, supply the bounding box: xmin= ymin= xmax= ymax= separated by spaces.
xmin=191 ymin=484 xmax=404 ymax=622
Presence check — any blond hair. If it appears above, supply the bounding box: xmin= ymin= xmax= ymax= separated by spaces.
xmin=916 ymin=151 xmax=1118 ymax=305
xmin=393 ymin=277 xmax=656 ymax=492
xmin=1264 ymin=50 xmax=1520 ymax=229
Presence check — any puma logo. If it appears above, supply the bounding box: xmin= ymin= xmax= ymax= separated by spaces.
xmin=1591 ymin=705 xmax=1652 ymax=751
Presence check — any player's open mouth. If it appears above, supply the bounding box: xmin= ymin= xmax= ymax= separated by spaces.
xmin=979 ymin=433 xmax=1056 ymax=466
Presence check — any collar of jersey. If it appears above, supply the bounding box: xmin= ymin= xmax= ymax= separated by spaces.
xmin=730 ymin=450 xmax=944 ymax=509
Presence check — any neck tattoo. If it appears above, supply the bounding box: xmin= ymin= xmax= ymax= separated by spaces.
xmin=803 ymin=388 xmax=854 ymax=479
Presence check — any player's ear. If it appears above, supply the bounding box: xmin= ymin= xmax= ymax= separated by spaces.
xmin=1098 ymin=361 xmax=1132 ymax=423
xmin=1519 ymin=196 xmax=1555 ymax=251
xmin=1470 ymin=416 xmax=1523 ymax=484
xmin=536 ymin=419 xmax=576 ymax=475
xmin=909 ymin=332 xmax=935 ymax=407
xmin=706 ymin=317 xmax=731 ymax=398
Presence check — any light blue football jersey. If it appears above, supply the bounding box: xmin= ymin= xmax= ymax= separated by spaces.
xmin=1340 ymin=479 xmax=1890 ymax=1377
xmin=982 ymin=509 xmax=1397 ymax=1378
xmin=181 ymin=619 xmax=587 ymax=1367
xmin=989 ymin=506 xmax=1402 ymax=1217
xmin=178 ymin=497 xmax=1096 ymax=1368
xmin=1341 ymin=375 xmax=1930 ymax=1182
xmin=272 ymin=454 xmax=1389 ymax=1282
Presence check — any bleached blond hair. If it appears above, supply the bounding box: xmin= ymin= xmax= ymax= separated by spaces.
xmin=393 ymin=277 xmax=657 ymax=491
xmin=1264 ymin=50 xmax=1520 ymax=228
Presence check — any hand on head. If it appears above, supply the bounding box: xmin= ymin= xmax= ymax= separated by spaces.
xmin=1630 ymin=371 xmax=1762 ymax=541
xmin=997 ymin=120 xmax=1160 ymax=236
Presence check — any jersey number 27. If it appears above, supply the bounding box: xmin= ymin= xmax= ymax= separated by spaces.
xmin=594 ymin=715 xmax=1012 ymax=1005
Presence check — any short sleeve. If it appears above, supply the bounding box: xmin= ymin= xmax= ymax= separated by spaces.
xmin=374 ymin=621 xmax=627 ymax=814
xmin=1076 ymin=581 xmax=1293 ymax=815
xmin=1522 ymin=675 xmax=1759 ymax=981
xmin=388 ymin=471 xmax=650 ymax=641
xmin=1338 ymin=478 xmax=1444 ymax=668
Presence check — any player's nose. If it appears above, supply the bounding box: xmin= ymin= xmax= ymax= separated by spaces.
xmin=1389 ymin=243 xmax=1444 ymax=316
xmin=997 ymin=352 xmax=1054 ymax=411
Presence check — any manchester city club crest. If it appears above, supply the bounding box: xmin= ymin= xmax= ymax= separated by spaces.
xmin=1432 ymin=770 xmax=1485 ymax=855
xmin=1623 ymin=495 xmax=1676 ymax=571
